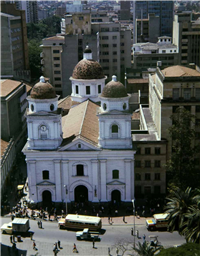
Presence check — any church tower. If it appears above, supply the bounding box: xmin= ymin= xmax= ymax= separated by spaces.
xmin=26 ymin=76 xmax=63 ymax=150
xmin=98 ymin=75 xmax=132 ymax=149
xmin=70 ymin=45 xmax=107 ymax=103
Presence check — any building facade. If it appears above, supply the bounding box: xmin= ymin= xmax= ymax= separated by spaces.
xmin=23 ymin=52 xmax=135 ymax=206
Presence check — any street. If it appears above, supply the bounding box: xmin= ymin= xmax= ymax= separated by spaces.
xmin=1 ymin=216 xmax=186 ymax=256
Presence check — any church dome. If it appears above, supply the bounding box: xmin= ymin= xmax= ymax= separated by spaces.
xmin=101 ymin=75 xmax=128 ymax=98
xmin=30 ymin=76 xmax=56 ymax=99
xmin=72 ymin=59 xmax=105 ymax=80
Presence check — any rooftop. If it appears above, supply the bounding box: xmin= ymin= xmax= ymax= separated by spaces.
xmin=161 ymin=65 xmax=200 ymax=77
xmin=0 ymin=80 xmax=22 ymax=97
xmin=1 ymin=139 xmax=9 ymax=158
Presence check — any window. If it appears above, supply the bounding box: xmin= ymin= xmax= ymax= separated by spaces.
xmin=55 ymin=77 xmax=61 ymax=81
xmin=112 ymin=124 xmax=119 ymax=138
xmin=86 ymin=86 xmax=90 ymax=95
xmin=173 ymin=88 xmax=179 ymax=100
xmin=112 ymin=27 xmax=119 ymax=32
xmin=145 ymin=148 xmax=151 ymax=154
xmin=154 ymin=186 xmax=161 ymax=194
xmin=113 ymin=59 xmax=117 ymax=62
xmin=102 ymin=59 xmax=109 ymax=62
xmin=113 ymin=44 xmax=117 ymax=47
xmin=43 ymin=170 xmax=49 ymax=180
xmin=120 ymin=35 xmax=124 ymax=39
xmin=135 ymin=161 xmax=141 ymax=168
xmin=135 ymin=186 xmax=142 ymax=195
xmin=196 ymin=88 xmax=200 ymax=100
xmin=123 ymin=103 xmax=127 ymax=110
xmin=54 ymin=71 xmax=60 ymax=74
xmin=155 ymin=147 xmax=160 ymax=155
xmin=113 ymin=51 xmax=117 ymax=55
xmin=120 ymin=43 xmax=124 ymax=46
xmin=76 ymin=85 xmax=79 ymax=94
xmin=155 ymin=160 xmax=161 ymax=168
xmin=155 ymin=173 xmax=160 ymax=180
xmin=113 ymin=36 xmax=117 ymax=39
xmin=145 ymin=161 xmax=151 ymax=168
xmin=54 ymin=64 xmax=60 ymax=67
xmin=135 ymin=173 xmax=141 ymax=181
xmin=78 ymin=143 xmax=81 ymax=149
xmin=102 ymin=36 xmax=109 ymax=40
xmin=102 ymin=52 xmax=109 ymax=55
xmin=136 ymin=148 xmax=141 ymax=154
xmin=54 ymin=57 xmax=60 ymax=60
xmin=184 ymin=88 xmax=191 ymax=100
xmin=102 ymin=44 xmax=109 ymax=47
xmin=53 ymin=50 xmax=59 ymax=53
xmin=144 ymin=186 xmax=151 ymax=194
xmin=103 ymin=103 xmax=107 ymax=110
xmin=101 ymin=28 xmax=109 ymax=32
xmin=145 ymin=173 xmax=151 ymax=180
xmin=196 ymin=106 xmax=200 ymax=112
xmin=50 ymin=104 xmax=54 ymax=111
xmin=31 ymin=104 xmax=34 ymax=111
xmin=121 ymin=50 xmax=124 ymax=54
xmin=162 ymin=50 xmax=166 ymax=53
xmin=103 ymin=67 xmax=109 ymax=70
xmin=55 ymin=84 xmax=61 ymax=88
xmin=77 ymin=165 xmax=84 ymax=176
xmin=98 ymin=84 xmax=101 ymax=94
xmin=112 ymin=170 xmax=119 ymax=179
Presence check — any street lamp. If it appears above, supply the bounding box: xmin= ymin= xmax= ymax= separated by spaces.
xmin=132 ymin=199 xmax=136 ymax=248
xmin=64 ymin=185 xmax=68 ymax=215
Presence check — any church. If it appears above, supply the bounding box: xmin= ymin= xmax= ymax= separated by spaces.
xmin=23 ymin=46 xmax=136 ymax=207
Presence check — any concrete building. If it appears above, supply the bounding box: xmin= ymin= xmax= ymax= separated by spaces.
xmin=91 ymin=11 xmax=110 ymax=23
xmin=119 ymin=1 xmax=131 ymax=21
xmin=15 ymin=0 xmax=38 ymax=23
xmin=22 ymin=56 xmax=135 ymax=207
xmin=1 ymin=2 xmax=29 ymax=78
xmin=173 ymin=12 xmax=200 ymax=67
xmin=133 ymin=36 xmax=178 ymax=69
xmin=136 ymin=14 xmax=160 ymax=43
xmin=149 ymin=65 xmax=200 ymax=164
xmin=40 ymin=35 xmax=65 ymax=97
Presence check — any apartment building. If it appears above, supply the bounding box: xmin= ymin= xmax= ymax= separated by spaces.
xmin=119 ymin=1 xmax=131 ymax=20
xmin=40 ymin=36 xmax=65 ymax=97
xmin=149 ymin=65 xmax=200 ymax=164
xmin=133 ymin=36 xmax=178 ymax=69
xmin=173 ymin=12 xmax=200 ymax=67
xmin=92 ymin=22 xmax=131 ymax=81
xmin=15 ymin=0 xmax=38 ymax=23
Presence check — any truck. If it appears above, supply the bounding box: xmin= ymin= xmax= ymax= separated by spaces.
xmin=146 ymin=213 xmax=169 ymax=231
xmin=76 ymin=228 xmax=100 ymax=241
xmin=1 ymin=218 xmax=30 ymax=235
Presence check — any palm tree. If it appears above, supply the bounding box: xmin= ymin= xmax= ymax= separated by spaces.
xmin=164 ymin=186 xmax=195 ymax=233
xmin=130 ymin=241 xmax=162 ymax=256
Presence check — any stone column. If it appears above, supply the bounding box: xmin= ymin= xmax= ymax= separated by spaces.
xmin=27 ymin=160 xmax=37 ymax=202
xmin=54 ymin=160 xmax=62 ymax=202
xmin=124 ymin=159 xmax=132 ymax=202
xmin=28 ymin=121 xmax=33 ymax=139
xmin=61 ymin=160 xmax=69 ymax=202
xmin=100 ymin=159 xmax=107 ymax=202
xmin=91 ymin=159 xmax=99 ymax=202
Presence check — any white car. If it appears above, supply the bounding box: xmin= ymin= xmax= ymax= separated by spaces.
xmin=1 ymin=222 xmax=13 ymax=234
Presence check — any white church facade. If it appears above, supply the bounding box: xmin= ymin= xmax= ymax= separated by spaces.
xmin=23 ymin=47 xmax=136 ymax=207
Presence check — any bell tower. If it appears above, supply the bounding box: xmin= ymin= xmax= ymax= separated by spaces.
xmin=26 ymin=76 xmax=63 ymax=150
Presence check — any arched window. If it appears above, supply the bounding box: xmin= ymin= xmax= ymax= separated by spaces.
xmin=76 ymin=85 xmax=79 ymax=94
xmin=112 ymin=170 xmax=119 ymax=179
xmin=77 ymin=165 xmax=84 ymax=176
xmin=111 ymin=124 xmax=119 ymax=138
xmin=98 ymin=84 xmax=101 ymax=94
xmin=43 ymin=170 xmax=49 ymax=180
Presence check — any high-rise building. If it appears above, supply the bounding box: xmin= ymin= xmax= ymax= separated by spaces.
xmin=173 ymin=12 xmax=200 ymax=67
xmin=134 ymin=1 xmax=174 ymax=40
xmin=15 ymin=0 xmax=38 ymax=23
xmin=1 ymin=2 xmax=30 ymax=78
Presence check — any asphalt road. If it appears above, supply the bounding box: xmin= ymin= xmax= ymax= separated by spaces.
xmin=1 ymin=216 xmax=185 ymax=256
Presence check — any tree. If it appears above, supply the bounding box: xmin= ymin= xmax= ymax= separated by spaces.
xmin=28 ymin=39 xmax=42 ymax=80
xmin=157 ymin=243 xmax=200 ymax=256
xmin=131 ymin=241 xmax=162 ymax=256
xmin=166 ymin=107 xmax=200 ymax=189
xmin=164 ymin=186 xmax=195 ymax=234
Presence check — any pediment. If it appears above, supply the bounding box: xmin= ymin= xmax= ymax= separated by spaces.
xmin=107 ymin=180 xmax=125 ymax=185
xmin=58 ymin=137 xmax=100 ymax=151
xmin=37 ymin=181 xmax=55 ymax=186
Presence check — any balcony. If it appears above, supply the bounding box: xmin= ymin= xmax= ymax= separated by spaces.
xmin=41 ymin=59 xmax=44 ymax=65
xmin=40 ymin=52 xmax=44 ymax=58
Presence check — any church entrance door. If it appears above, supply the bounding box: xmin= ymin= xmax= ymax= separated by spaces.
xmin=111 ymin=190 xmax=121 ymax=203
xmin=42 ymin=190 xmax=52 ymax=208
xmin=75 ymin=185 xmax=88 ymax=203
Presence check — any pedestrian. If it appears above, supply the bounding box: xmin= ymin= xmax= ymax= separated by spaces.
xmin=131 ymin=228 xmax=133 ymax=236
xmin=33 ymin=241 xmax=36 ymax=250
xmin=108 ymin=247 xmax=111 ymax=256
xmin=10 ymin=235 xmax=13 ymax=243
xmin=40 ymin=220 xmax=43 ymax=228
xmin=58 ymin=240 xmax=62 ymax=249
xmin=55 ymin=242 xmax=58 ymax=250
xmin=143 ymin=234 xmax=146 ymax=243
xmin=93 ymin=239 xmax=95 ymax=248
xmin=30 ymin=232 xmax=33 ymax=240
xmin=37 ymin=221 xmax=40 ymax=228
xmin=73 ymin=243 xmax=78 ymax=253
xmin=116 ymin=248 xmax=119 ymax=255
xmin=136 ymin=230 xmax=139 ymax=238
xmin=108 ymin=216 xmax=110 ymax=223
xmin=48 ymin=212 xmax=51 ymax=221
xmin=123 ymin=216 xmax=125 ymax=222
xmin=110 ymin=217 xmax=113 ymax=223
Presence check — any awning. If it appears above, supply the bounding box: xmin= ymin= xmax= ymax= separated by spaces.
xmin=17 ymin=185 xmax=24 ymax=190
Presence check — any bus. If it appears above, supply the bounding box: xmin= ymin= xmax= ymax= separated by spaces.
xmin=146 ymin=213 xmax=169 ymax=231
xmin=58 ymin=214 xmax=102 ymax=231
